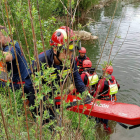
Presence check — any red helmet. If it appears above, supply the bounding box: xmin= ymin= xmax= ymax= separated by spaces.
xmin=50 ymin=26 xmax=77 ymax=47
xmin=59 ymin=26 xmax=71 ymax=31
xmin=82 ymin=60 xmax=92 ymax=68
xmin=103 ymin=66 xmax=113 ymax=75
xmin=79 ymin=47 xmax=86 ymax=53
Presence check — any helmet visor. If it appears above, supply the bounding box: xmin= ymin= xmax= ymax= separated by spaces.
xmin=69 ymin=40 xmax=81 ymax=51
xmin=69 ymin=44 xmax=74 ymax=51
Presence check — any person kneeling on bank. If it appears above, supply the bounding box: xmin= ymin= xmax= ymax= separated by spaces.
xmin=30 ymin=26 xmax=92 ymax=124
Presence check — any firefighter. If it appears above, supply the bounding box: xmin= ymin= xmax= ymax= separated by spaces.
xmin=94 ymin=65 xmax=120 ymax=133
xmin=80 ymin=60 xmax=99 ymax=96
xmin=30 ymin=26 xmax=92 ymax=123
xmin=0 ymin=25 xmax=32 ymax=92
xmin=75 ymin=47 xmax=90 ymax=75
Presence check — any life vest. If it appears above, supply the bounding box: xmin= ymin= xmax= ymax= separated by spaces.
xmin=76 ymin=56 xmax=89 ymax=75
xmin=82 ymin=71 xmax=99 ymax=95
xmin=83 ymin=72 xmax=99 ymax=86
xmin=108 ymin=79 xmax=118 ymax=95
xmin=99 ymin=77 xmax=118 ymax=101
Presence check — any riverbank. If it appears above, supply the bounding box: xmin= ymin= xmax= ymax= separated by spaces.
xmin=94 ymin=0 xmax=114 ymax=9
xmin=56 ymin=0 xmax=115 ymax=22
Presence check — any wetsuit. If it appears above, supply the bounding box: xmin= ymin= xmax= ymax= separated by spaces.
xmin=75 ymin=55 xmax=90 ymax=75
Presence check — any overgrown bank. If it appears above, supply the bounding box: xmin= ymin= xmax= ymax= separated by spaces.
xmin=0 ymin=0 xmax=120 ymax=139
xmin=0 ymin=1 xmax=98 ymax=140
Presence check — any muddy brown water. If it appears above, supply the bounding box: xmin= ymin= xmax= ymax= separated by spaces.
xmin=81 ymin=1 xmax=140 ymax=140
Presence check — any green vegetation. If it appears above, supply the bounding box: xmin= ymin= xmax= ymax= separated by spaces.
xmin=0 ymin=0 xmax=101 ymax=139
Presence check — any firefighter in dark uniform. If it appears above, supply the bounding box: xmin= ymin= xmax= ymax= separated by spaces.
xmin=31 ymin=26 xmax=91 ymax=123
xmin=0 ymin=25 xmax=32 ymax=93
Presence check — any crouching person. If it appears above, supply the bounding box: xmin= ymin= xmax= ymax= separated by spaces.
xmin=30 ymin=26 xmax=92 ymax=125
xmin=0 ymin=25 xmax=32 ymax=94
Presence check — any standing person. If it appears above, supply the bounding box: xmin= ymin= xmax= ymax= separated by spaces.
xmin=75 ymin=47 xmax=90 ymax=75
xmin=0 ymin=25 xmax=32 ymax=91
xmin=31 ymin=26 xmax=92 ymax=123
xmin=94 ymin=65 xmax=120 ymax=133
xmin=80 ymin=60 xmax=99 ymax=96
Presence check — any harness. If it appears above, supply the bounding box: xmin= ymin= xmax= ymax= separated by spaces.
xmin=53 ymin=46 xmax=63 ymax=65
xmin=76 ymin=56 xmax=87 ymax=74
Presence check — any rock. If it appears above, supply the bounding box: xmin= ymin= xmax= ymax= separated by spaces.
xmin=74 ymin=30 xmax=98 ymax=40
xmin=99 ymin=4 xmax=104 ymax=9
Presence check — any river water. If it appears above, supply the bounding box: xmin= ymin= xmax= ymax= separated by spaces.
xmin=82 ymin=1 xmax=140 ymax=140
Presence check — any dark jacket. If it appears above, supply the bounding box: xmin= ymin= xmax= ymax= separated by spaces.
xmin=3 ymin=41 xmax=29 ymax=82
xmin=32 ymin=48 xmax=85 ymax=93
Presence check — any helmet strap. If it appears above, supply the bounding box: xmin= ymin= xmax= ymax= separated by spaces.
xmin=53 ymin=48 xmax=62 ymax=65
xmin=56 ymin=51 xmax=62 ymax=65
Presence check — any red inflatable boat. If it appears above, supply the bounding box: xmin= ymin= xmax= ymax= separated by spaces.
xmin=55 ymin=94 xmax=140 ymax=127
